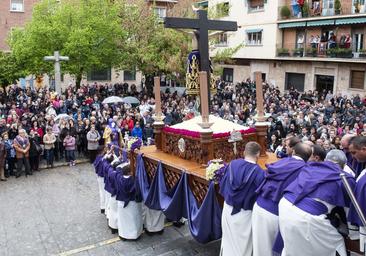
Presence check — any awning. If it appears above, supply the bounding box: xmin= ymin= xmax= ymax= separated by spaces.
xmin=278 ymin=21 xmax=306 ymax=29
xmin=307 ymin=19 xmax=335 ymax=26
xmin=335 ymin=17 xmax=366 ymax=25
xmin=245 ymin=28 xmax=263 ymax=33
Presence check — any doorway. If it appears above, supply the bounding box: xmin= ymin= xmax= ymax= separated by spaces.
xmin=316 ymin=75 xmax=334 ymax=93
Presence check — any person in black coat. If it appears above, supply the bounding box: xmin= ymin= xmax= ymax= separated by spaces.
xmin=29 ymin=130 xmax=41 ymax=172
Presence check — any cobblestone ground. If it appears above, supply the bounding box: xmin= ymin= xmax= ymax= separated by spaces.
xmin=0 ymin=163 xmax=220 ymax=256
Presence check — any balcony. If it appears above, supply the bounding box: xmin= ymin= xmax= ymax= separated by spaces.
xmin=279 ymin=0 xmax=366 ymax=21
xmin=276 ymin=42 xmax=366 ymax=63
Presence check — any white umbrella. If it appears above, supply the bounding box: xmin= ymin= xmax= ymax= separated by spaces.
xmin=122 ymin=96 xmax=140 ymax=105
xmin=55 ymin=113 xmax=71 ymax=121
xmin=102 ymin=96 xmax=124 ymax=104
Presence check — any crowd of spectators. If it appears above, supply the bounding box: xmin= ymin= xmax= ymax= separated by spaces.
xmin=0 ymin=79 xmax=365 ymax=181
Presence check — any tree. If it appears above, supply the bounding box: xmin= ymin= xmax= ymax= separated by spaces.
xmin=10 ymin=0 xmax=127 ymax=87
xmin=0 ymin=51 xmax=26 ymax=87
xmin=115 ymin=0 xmax=190 ymax=79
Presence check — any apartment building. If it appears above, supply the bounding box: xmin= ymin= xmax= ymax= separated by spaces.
xmin=210 ymin=0 xmax=366 ymax=95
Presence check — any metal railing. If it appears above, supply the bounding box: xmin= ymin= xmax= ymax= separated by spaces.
xmin=276 ymin=42 xmax=365 ymax=59
xmin=278 ymin=1 xmax=366 ymax=21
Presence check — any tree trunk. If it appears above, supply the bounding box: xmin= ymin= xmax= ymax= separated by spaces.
xmin=76 ymin=72 xmax=82 ymax=89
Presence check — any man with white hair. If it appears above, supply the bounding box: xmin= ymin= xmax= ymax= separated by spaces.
xmin=279 ymin=149 xmax=355 ymax=256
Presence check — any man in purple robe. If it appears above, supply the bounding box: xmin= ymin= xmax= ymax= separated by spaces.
xmin=219 ymin=142 xmax=265 ymax=256
xmin=115 ymin=163 xmax=143 ymax=240
xmin=279 ymin=150 xmax=355 ymax=256
xmin=348 ymin=136 xmax=366 ymax=252
xmin=252 ymin=142 xmax=312 ymax=256
xmin=342 ymin=134 xmax=366 ymax=177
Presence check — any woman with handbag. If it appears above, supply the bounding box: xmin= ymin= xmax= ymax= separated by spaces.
xmin=29 ymin=130 xmax=42 ymax=172
xmin=87 ymin=124 xmax=101 ymax=163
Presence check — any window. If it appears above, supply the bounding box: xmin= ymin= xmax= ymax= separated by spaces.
xmin=248 ymin=0 xmax=265 ymax=12
xmin=296 ymin=31 xmax=305 ymax=49
xmin=322 ymin=0 xmax=334 ymax=16
xmin=124 ymin=70 xmax=136 ymax=81
xmin=353 ymin=0 xmax=366 ymax=14
xmin=215 ymin=33 xmax=228 ymax=47
xmin=350 ymin=70 xmax=365 ymax=89
xmin=87 ymin=68 xmax=111 ymax=81
xmin=285 ymin=72 xmax=305 ymax=92
xmin=354 ymin=33 xmax=364 ymax=52
xmin=154 ymin=7 xmax=166 ymax=19
xmin=246 ymin=30 xmax=262 ymax=45
xmin=10 ymin=0 xmax=24 ymax=12
xmin=223 ymin=68 xmax=233 ymax=82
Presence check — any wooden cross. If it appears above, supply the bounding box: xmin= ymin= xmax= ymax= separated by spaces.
xmin=164 ymin=10 xmax=237 ymax=102
xmin=44 ymin=51 xmax=69 ymax=94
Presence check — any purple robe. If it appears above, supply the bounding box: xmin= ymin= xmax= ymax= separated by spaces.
xmin=255 ymin=157 xmax=306 ymax=214
xmin=104 ymin=166 xmax=116 ymax=195
xmin=93 ymin=155 xmax=104 ymax=177
xmin=349 ymin=171 xmax=366 ymax=226
xmin=115 ymin=172 xmax=137 ymax=207
xmin=346 ymin=151 xmax=366 ymax=177
xmin=284 ymin=161 xmax=355 ymax=207
xmin=219 ymin=159 xmax=265 ymax=215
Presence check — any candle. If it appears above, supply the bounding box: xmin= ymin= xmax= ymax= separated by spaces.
xmin=154 ymin=76 xmax=162 ymax=119
xmin=199 ymin=71 xmax=209 ymax=124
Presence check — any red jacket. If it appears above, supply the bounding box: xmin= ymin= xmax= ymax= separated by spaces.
xmin=121 ymin=119 xmax=134 ymax=131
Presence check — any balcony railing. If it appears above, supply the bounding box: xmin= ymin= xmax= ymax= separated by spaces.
xmin=278 ymin=1 xmax=366 ymax=21
xmin=276 ymin=43 xmax=366 ymax=59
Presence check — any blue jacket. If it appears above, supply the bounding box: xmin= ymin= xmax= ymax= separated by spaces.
xmin=131 ymin=127 xmax=143 ymax=139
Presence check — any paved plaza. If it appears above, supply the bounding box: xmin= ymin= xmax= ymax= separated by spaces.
xmin=0 ymin=163 xmax=220 ymax=256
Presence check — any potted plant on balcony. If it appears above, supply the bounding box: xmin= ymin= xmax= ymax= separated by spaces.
xmin=335 ymin=0 xmax=342 ymax=15
xmin=302 ymin=2 xmax=310 ymax=17
xmin=355 ymin=0 xmax=361 ymax=13
xmin=326 ymin=48 xmax=337 ymax=58
xmin=336 ymin=48 xmax=353 ymax=58
xmin=359 ymin=49 xmax=366 ymax=58
xmin=293 ymin=48 xmax=304 ymax=57
xmin=280 ymin=6 xmax=291 ymax=19
xmin=278 ymin=48 xmax=290 ymax=57
xmin=306 ymin=47 xmax=317 ymax=57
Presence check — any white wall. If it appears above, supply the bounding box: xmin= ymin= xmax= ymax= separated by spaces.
xmin=209 ymin=0 xmax=280 ymax=60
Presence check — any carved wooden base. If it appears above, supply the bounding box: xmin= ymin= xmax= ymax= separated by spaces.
xmin=162 ymin=132 xmax=257 ymax=164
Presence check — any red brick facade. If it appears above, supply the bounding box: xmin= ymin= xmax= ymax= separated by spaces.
xmin=0 ymin=0 xmax=38 ymax=50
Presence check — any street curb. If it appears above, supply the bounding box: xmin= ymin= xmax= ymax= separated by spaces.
xmin=38 ymin=158 xmax=90 ymax=170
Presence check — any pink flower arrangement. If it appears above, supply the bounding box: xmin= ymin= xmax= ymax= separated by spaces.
xmin=163 ymin=127 xmax=256 ymax=139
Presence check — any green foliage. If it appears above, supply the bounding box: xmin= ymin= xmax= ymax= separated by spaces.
xmin=277 ymin=48 xmax=289 ymax=54
xmin=335 ymin=0 xmax=341 ymax=13
xmin=280 ymin=6 xmax=291 ymax=19
xmin=215 ymin=2 xmax=230 ymax=18
xmin=9 ymin=0 xmax=191 ymax=85
xmin=212 ymin=44 xmax=243 ymax=64
xmin=0 ymin=51 xmax=26 ymax=87
xmin=10 ymin=0 xmax=127 ymax=87
xmin=116 ymin=0 xmax=190 ymax=78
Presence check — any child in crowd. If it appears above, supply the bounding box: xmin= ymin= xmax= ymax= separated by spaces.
xmin=63 ymin=132 xmax=76 ymax=166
